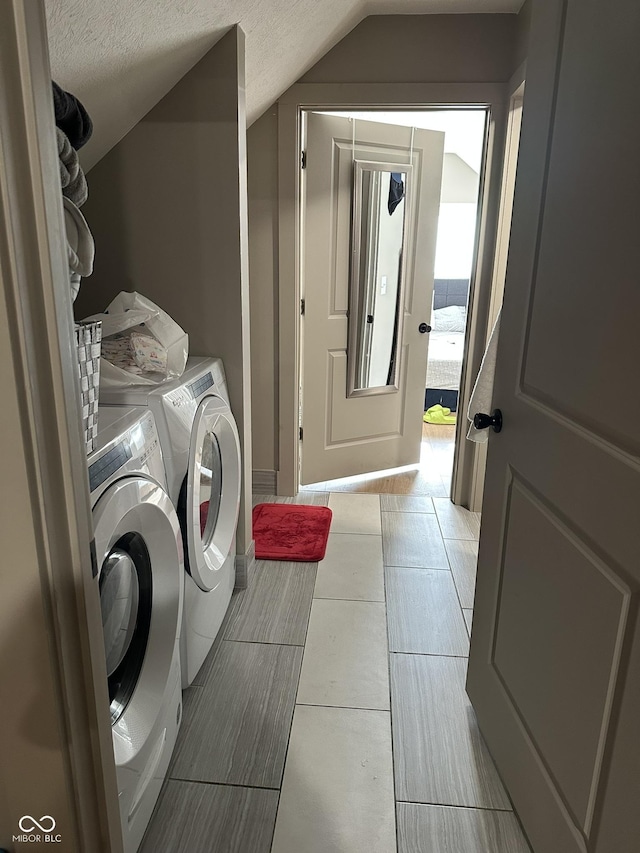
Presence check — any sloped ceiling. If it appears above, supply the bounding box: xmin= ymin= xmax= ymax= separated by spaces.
xmin=45 ymin=0 xmax=523 ymax=169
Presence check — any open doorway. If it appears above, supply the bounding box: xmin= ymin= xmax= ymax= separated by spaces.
xmin=299 ymin=108 xmax=488 ymax=496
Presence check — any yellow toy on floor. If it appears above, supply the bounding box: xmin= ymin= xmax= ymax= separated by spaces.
xmin=423 ymin=404 xmax=457 ymax=425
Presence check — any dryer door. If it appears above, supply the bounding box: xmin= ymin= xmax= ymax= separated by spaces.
xmin=92 ymin=476 xmax=184 ymax=728
xmin=185 ymin=394 xmax=241 ymax=592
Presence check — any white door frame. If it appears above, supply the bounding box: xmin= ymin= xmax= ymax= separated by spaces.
xmin=276 ymin=81 xmax=509 ymax=498
xmin=0 ymin=3 xmax=123 ymax=850
xmin=464 ymin=62 xmax=527 ymax=512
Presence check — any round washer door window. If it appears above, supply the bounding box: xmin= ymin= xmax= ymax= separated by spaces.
xmin=185 ymin=395 xmax=241 ymax=592
xmin=100 ymin=547 xmax=139 ymax=675
xmin=99 ymin=532 xmax=152 ymax=724
xmin=199 ymin=431 xmax=223 ymax=550
xmin=92 ymin=475 xmax=183 ymax=733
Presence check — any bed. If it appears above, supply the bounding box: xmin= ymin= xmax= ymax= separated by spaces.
xmin=424 ymin=279 xmax=469 ymax=413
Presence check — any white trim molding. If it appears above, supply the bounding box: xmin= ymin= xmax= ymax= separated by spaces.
xmin=253 ymin=469 xmax=278 ymax=494
xmin=235 ymin=539 xmax=256 ymax=589
xmin=0 ymin=3 xmax=123 ymax=850
xmin=276 ymin=81 xmax=510 ymax=503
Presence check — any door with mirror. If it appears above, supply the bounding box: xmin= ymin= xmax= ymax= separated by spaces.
xmin=300 ymin=113 xmax=445 ymax=485
xmin=348 ymin=161 xmax=411 ymax=397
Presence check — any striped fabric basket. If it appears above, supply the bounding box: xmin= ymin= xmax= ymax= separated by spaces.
xmin=74 ymin=320 xmax=102 ymax=454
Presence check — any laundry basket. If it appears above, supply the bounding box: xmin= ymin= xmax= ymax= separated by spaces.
xmin=74 ymin=320 xmax=102 ymax=454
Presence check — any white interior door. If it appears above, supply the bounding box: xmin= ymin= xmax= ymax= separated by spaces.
xmin=467 ymin=2 xmax=640 ymax=852
xmin=300 ymin=113 xmax=444 ymax=485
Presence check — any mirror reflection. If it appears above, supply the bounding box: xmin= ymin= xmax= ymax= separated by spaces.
xmin=348 ymin=162 xmax=410 ymax=396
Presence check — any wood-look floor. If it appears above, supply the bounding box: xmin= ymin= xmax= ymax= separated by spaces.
xmin=169 ymin=641 xmax=303 ymax=788
xmin=385 ymin=567 xmax=469 ymax=656
xmin=391 ymin=653 xmax=511 ymax=810
xmin=222 ymin=559 xmax=317 ymax=645
xmin=301 ymin=423 xmax=454 ymax=496
xmin=141 ymin=429 xmax=532 ymax=852
xmin=382 ymin=511 xmax=449 ymax=568
xmin=397 ymin=802 xmax=531 ymax=853
xmin=140 ymin=781 xmax=278 ymax=852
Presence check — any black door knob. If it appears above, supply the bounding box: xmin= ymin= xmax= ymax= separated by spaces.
xmin=367 ymin=314 xmax=374 ymax=324
xmin=473 ymin=409 xmax=503 ymax=433
xmin=418 ymin=322 xmax=431 ymax=334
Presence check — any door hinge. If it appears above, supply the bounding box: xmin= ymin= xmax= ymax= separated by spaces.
xmin=300 ymin=298 xmax=305 ymax=315
xmin=301 ymin=150 xmax=307 ymax=169
xmin=299 ymin=426 xmax=303 ymax=441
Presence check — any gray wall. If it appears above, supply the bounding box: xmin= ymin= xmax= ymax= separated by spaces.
xmin=78 ymin=27 xmax=253 ymax=556
xmin=513 ymin=0 xmax=533 ymax=74
xmin=300 ymin=14 xmax=518 ymax=84
xmin=248 ymin=13 xmax=524 ymax=476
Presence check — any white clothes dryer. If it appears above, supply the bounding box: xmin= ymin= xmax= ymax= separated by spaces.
xmin=88 ymin=406 xmax=184 ymax=853
xmin=100 ymin=358 xmax=241 ymax=687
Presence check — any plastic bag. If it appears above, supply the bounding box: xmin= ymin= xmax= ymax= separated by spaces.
xmin=84 ymin=291 xmax=188 ymax=387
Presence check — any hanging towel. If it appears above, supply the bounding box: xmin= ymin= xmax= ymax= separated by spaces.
xmin=467 ymin=310 xmax=501 ymax=443
xmin=52 ymin=81 xmax=93 ymax=149
xmin=57 ymin=128 xmax=88 ymax=207
xmin=63 ymin=197 xmax=94 ymax=302
xmin=388 ymin=172 xmax=405 ymax=215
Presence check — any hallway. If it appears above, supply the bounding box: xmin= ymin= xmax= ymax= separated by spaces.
xmin=140 ymin=491 xmax=531 ymax=852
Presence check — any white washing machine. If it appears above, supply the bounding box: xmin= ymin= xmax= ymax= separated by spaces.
xmin=88 ymin=406 xmax=184 ymax=853
xmin=100 ymin=358 xmax=242 ymax=687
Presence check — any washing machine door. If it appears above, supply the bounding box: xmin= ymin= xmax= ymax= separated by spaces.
xmin=92 ymin=476 xmax=183 ymax=727
xmin=184 ymin=394 xmax=241 ymax=592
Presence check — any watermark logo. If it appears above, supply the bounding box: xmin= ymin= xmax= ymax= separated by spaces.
xmin=13 ymin=815 xmax=62 ymax=844
xmin=19 ymin=816 xmax=56 ymax=833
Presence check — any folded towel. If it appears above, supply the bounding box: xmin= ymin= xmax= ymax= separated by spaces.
xmin=57 ymin=127 xmax=88 ymax=207
xmin=467 ymin=310 xmax=501 ymax=443
xmin=52 ymin=81 xmax=93 ymax=149
xmin=63 ymin=197 xmax=94 ymax=301
xmin=424 ymin=409 xmax=456 ymax=425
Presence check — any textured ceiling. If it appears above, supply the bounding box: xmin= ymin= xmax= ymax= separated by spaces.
xmin=45 ymin=0 xmax=523 ymax=169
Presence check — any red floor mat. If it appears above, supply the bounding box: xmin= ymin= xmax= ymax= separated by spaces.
xmin=252 ymin=503 xmax=333 ymax=562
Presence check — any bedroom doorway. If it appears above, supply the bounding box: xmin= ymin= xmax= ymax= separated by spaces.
xmin=299 ymin=108 xmax=488 ymax=495
xmin=422 ymin=110 xmax=487 ymax=490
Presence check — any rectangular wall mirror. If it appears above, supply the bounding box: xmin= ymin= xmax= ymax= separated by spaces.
xmin=347 ymin=160 xmax=412 ymax=397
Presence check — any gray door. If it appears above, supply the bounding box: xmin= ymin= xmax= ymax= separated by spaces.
xmin=467 ymin=1 xmax=640 ymax=852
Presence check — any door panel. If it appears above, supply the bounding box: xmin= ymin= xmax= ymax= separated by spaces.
xmin=467 ymin=2 xmax=640 ymax=852
xmin=301 ymin=113 xmax=444 ymax=484
xmin=493 ymin=479 xmax=628 ymax=828
xmin=327 ymin=348 xmax=405 ymax=441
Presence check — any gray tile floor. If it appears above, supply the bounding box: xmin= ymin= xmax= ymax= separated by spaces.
xmin=141 ymin=491 xmax=531 ymax=852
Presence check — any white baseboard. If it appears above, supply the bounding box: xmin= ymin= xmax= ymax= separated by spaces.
xmin=235 ymin=539 xmax=255 ymax=590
